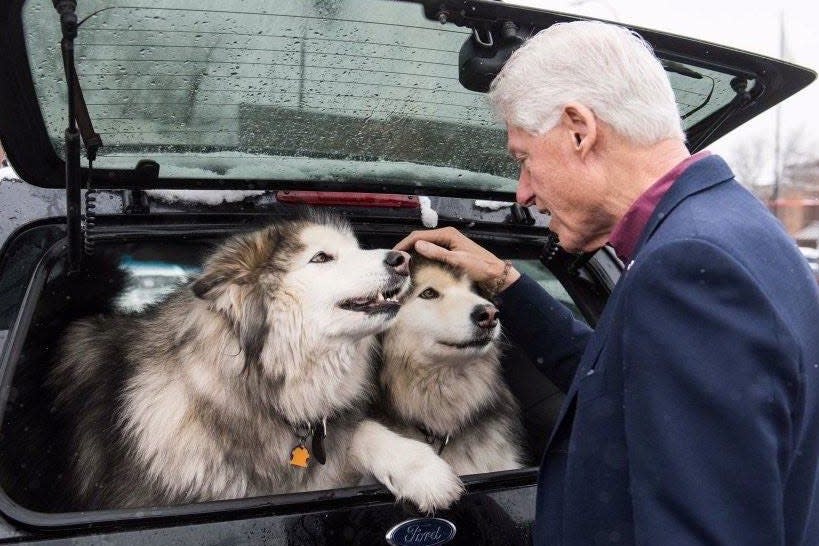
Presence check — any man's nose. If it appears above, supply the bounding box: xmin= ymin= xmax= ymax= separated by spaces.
xmin=384 ymin=250 xmax=410 ymax=276
xmin=516 ymin=173 xmax=535 ymax=207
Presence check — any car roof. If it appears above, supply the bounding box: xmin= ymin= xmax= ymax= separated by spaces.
xmin=0 ymin=0 xmax=814 ymax=199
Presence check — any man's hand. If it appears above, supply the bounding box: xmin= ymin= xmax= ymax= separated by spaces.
xmin=394 ymin=227 xmax=520 ymax=293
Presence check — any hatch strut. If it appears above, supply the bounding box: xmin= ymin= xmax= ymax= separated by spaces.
xmin=53 ymin=0 xmax=103 ymax=273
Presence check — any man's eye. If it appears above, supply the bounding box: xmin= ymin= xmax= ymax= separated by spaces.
xmin=309 ymin=251 xmax=334 ymax=263
xmin=418 ymin=287 xmax=439 ymax=299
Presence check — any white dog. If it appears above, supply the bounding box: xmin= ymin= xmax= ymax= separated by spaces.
xmin=377 ymin=256 xmax=526 ymax=475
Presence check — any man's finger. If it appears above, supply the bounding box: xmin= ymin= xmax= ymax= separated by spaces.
xmin=393 ymin=232 xmax=420 ymax=252
xmin=415 ymin=241 xmax=474 ymax=271
xmin=393 ymin=227 xmax=461 ymax=252
xmin=414 ymin=240 xmax=449 ymax=260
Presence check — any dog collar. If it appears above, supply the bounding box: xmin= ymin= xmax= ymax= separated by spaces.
xmin=417 ymin=425 xmax=450 ymax=456
xmin=290 ymin=417 xmax=327 ymax=468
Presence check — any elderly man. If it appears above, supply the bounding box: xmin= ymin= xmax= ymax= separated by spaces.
xmin=396 ymin=21 xmax=819 ymax=546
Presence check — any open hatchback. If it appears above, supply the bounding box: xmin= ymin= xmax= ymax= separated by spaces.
xmin=0 ymin=0 xmax=814 ymax=544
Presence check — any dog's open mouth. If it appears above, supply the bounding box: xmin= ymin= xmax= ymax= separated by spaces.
xmin=338 ymin=282 xmax=404 ymax=315
xmin=439 ymin=335 xmax=494 ymax=349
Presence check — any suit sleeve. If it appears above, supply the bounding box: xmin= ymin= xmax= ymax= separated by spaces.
xmin=622 ymin=240 xmax=799 ymax=546
xmin=495 ymin=273 xmax=593 ymax=393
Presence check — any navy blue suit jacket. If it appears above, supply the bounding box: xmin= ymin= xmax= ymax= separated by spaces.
xmin=498 ymin=155 xmax=819 ymax=545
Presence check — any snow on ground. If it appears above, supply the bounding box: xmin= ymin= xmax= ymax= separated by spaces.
xmin=0 ymin=178 xmax=64 ymax=247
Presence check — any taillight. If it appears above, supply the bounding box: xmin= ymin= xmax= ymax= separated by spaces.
xmin=275 ymin=191 xmax=419 ymax=208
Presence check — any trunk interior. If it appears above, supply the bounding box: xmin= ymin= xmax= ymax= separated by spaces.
xmin=0 ymin=217 xmax=572 ymax=520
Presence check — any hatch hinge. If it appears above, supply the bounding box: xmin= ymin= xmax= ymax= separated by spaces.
xmin=54 ymin=0 xmax=103 ymax=273
xmin=123 ymin=190 xmax=150 ymax=215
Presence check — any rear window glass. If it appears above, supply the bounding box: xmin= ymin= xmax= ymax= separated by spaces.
xmin=23 ymin=0 xmax=739 ymax=192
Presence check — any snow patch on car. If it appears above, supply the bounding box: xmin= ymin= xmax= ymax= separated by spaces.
xmin=0 ymin=166 xmax=21 ymax=181
xmin=94 ymin=152 xmax=514 ymax=189
xmin=146 ymin=189 xmax=263 ymax=205
xmin=419 ymin=196 xmax=438 ymax=228
xmin=474 ymin=200 xmax=512 ymax=211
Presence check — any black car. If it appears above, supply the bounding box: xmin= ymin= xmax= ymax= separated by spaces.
xmin=0 ymin=0 xmax=814 ymax=544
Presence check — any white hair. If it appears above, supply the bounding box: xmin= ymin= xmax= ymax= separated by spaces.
xmin=488 ymin=20 xmax=685 ymax=145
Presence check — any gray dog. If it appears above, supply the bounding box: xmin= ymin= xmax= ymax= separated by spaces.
xmin=51 ymin=216 xmax=463 ymax=511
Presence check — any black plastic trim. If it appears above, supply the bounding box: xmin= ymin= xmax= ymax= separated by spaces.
xmin=0 ymin=218 xmax=67 ymax=274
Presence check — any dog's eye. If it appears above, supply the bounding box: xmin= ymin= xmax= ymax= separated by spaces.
xmin=309 ymin=251 xmax=334 ymax=264
xmin=418 ymin=287 xmax=439 ymax=300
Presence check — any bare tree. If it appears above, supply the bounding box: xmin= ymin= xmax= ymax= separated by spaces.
xmin=730 ymin=133 xmax=770 ymax=191
xmin=728 ymin=124 xmax=818 ymax=197
xmin=782 ymin=125 xmax=819 ymax=190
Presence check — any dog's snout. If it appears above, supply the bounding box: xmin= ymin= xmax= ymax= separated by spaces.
xmin=384 ymin=250 xmax=411 ymax=276
xmin=471 ymin=304 xmax=499 ymax=329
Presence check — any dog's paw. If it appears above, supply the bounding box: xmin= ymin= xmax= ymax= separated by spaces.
xmin=385 ymin=440 xmax=464 ymax=513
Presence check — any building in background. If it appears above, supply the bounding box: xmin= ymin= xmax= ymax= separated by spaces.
xmin=776 ymin=159 xmax=819 ymax=247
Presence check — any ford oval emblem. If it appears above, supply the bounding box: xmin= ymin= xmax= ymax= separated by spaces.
xmin=385 ymin=517 xmax=456 ymax=546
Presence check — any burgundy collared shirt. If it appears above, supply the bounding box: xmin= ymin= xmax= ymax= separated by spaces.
xmin=608 ymin=151 xmax=711 ymax=264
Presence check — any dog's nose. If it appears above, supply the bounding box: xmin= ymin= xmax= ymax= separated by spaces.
xmin=471 ymin=304 xmax=499 ymax=329
xmin=384 ymin=250 xmax=411 ymax=276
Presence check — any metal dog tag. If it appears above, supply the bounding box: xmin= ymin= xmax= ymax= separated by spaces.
xmin=290 ymin=444 xmax=310 ymax=468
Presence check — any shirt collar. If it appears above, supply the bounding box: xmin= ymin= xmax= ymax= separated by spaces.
xmin=608 ymin=150 xmax=711 ymax=264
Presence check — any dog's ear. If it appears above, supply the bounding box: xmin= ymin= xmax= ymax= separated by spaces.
xmin=191 ymin=271 xmax=227 ymax=300
xmin=193 ymin=276 xmax=269 ymax=372
xmin=237 ymin=285 xmax=268 ymax=373
xmin=191 ymin=228 xmax=285 ymax=371
xmin=191 ymin=228 xmax=280 ymax=301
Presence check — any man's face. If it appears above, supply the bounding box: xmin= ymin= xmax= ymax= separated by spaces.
xmin=508 ymin=123 xmax=605 ymax=253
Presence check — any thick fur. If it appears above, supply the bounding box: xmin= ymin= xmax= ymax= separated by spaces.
xmin=378 ymin=257 xmax=526 ymax=475
xmin=50 ymin=216 xmax=462 ymax=510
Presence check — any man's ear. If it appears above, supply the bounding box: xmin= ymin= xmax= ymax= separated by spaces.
xmin=561 ymin=102 xmax=597 ymax=159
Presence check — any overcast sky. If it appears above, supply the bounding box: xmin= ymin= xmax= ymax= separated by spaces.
xmin=509 ymin=0 xmax=819 ymax=184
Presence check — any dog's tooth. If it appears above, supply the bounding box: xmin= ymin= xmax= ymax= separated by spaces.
xmin=377 ymin=292 xmax=385 ymax=302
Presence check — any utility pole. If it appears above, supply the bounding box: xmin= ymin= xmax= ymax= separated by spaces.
xmin=772 ymin=9 xmax=785 ymax=217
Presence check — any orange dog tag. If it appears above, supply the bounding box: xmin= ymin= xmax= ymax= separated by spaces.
xmin=290 ymin=445 xmax=310 ymax=468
